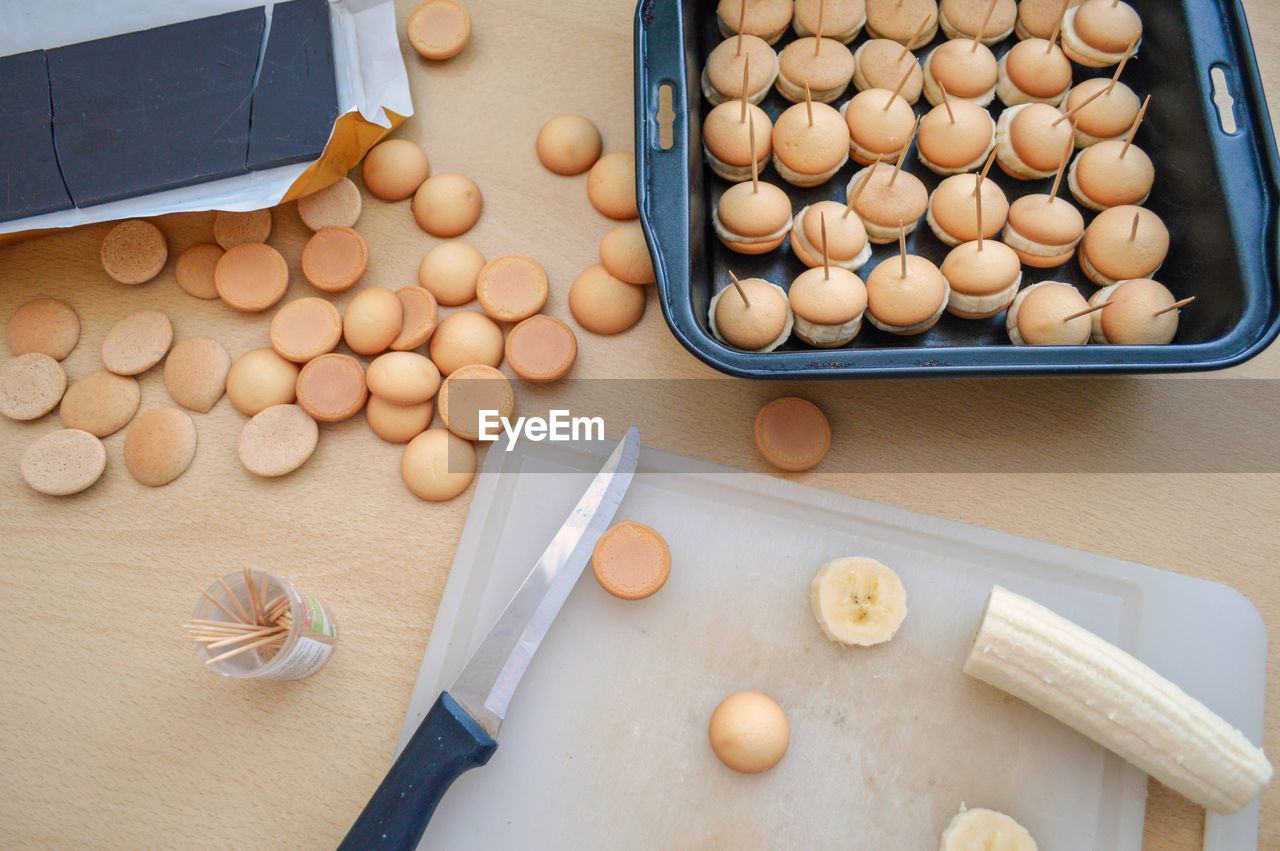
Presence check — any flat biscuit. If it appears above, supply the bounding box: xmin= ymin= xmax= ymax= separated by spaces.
xmin=238 ymin=404 xmax=319 ymax=478
xmin=213 ymin=208 xmax=273 ymax=249
xmin=0 ymin=353 xmax=67 ymax=420
xmin=20 ymin=429 xmax=107 ymax=496
xmin=100 ymin=219 xmax=168 ymax=285
xmin=6 ymin=298 xmax=80 ymax=359
xmin=297 ymin=177 xmax=362 ymax=230
xmin=163 ymin=336 xmax=231 ymax=413
xmin=59 ymin=370 xmax=141 ymax=437
xmin=174 ymin=243 xmax=225 ymax=299
xmin=101 ymin=310 xmax=173 ymax=376
xmin=123 ymin=407 xmax=198 ymax=487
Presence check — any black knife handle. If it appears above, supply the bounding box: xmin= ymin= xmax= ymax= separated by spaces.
xmin=338 ymin=692 xmax=497 ymax=850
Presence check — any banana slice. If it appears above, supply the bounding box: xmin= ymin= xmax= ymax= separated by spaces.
xmin=809 ymin=556 xmax=908 ymax=646
xmin=939 ymin=806 xmax=1038 ymax=851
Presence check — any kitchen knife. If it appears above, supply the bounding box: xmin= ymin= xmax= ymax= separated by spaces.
xmin=337 ymin=428 xmax=641 ymax=850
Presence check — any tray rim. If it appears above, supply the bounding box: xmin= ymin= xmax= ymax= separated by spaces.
xmin=634 ymin=0 xmax=1280 ymax=379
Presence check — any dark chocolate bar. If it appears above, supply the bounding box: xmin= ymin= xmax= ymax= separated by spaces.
xmin=0 ymin=50 xmax=74 ymax=223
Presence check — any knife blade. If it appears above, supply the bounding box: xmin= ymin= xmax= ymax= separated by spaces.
xmin=337 ymin=428 xmax=641 ymax=850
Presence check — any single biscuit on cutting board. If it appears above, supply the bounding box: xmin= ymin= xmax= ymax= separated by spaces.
xmin=297 ymin=177 xmax=362 ymax=231
xmin=591 ymin=521 xmax=672 ymax=600
xmin=100 ymin=219 xmax=168 ymax=285
xmin=59 ymin=370 xmax=141 ymax=437
xmin=163 ymin=336 xmax=231 ymax=413
xmin=0 ymin=353 xmax=66 ymax=420
xmin=213 ymin=208 xmax=273 ymax=249
xmin=6 ymin=298 xmax=80 ymax=360
xmin=20 ymin=429 xmax=107 ymax=496
xmin=753 ymin=396 xmax=831 ymax=472
xmin=101 ymin=310 xmax=173 ymax=376
xmin=237 ymin=404 xmax=319 ymax=478
xmin=123 ymin=407 xmax=198 ymax=486
xmin=173 ymin=243 xmax=225 ymax=300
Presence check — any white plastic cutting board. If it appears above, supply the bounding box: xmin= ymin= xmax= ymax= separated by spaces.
xmin=399 ymin=438 xmax=1267 ymax=850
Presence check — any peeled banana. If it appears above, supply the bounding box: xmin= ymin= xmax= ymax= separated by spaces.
xmin=809 ymin=557 xmax=908 ymax=646
xmin=965 ymin=586 xmax=1273 ymax=815
xmin=938 ymin=806 xmax=1038 ymax=851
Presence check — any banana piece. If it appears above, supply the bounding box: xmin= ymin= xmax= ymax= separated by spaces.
xmin=965 ymin=586 xmax=1274 ymax=815
xmin=809 ymin=557 xmax=908 ymax=646
xmin=939 ymin=806 xmax=1038 ymax=851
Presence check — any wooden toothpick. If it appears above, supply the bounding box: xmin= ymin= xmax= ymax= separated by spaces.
xmin=901 ymin=15 xmax=931 ymax=58
xmin=243 ymin=566 xmax=265 ymax=625
xmin=974 ymin=147 xmax=998 ymax=196
xmin=976 ymin=178 xmax=985 ymax=251
xmin=898 ymin=220 xmax=908 ymax=278
xmin=1121 ymin=94 xmax=1152 ymax=158
xmin=1106 ymin=35 xmax=1139 ymax=94
xmin=737 ymin=0 xmax=747 ymax=56
xmin=205 ymin=631 xmax=291 ymax=666
xmin=972 ymin=0 xmax=998 ymax=52
xmin=886 ymin=63 xmax=916 ymax=111
xmin=216 ymin=575 xmax=254 ymax=624
xmin=1049 ymin=122 xmax=1075 ymax=200
xmin=888 ymin=116 xmax=919 ymax=187
xmin=728 ymin=270 xmax=751 ymax=308
xmin=815 ymin=0 xmax=825 ymax=55
xmin=845 ymin=155 xmax=883 ymax=218
xmin=1055 ymin=83 xmax=1110 ymax=127
xmin=201 ymin=589 xmax=247 ymax=625
xmin=1047 ymin=0 xmax=1070 ymax=52
xmin=740 ymin=53 xmax=751 ymax=123
xmin=1155 ymin=296 xmax=1197 ymax=317
xmin=805 ymin=82 xmax=815 ymax=126
xmin=748 ymin=108 xmax=759 ymax=192
xmin=820 ymin=210 xmax=830 ymax=279
xmin=940 ymin=81 xmax=956 ymax=124
xmin=1064 ymin=301 xmax=1110 ymax=322
xmin=1130 ymin=212 xmax=1141 ymax=241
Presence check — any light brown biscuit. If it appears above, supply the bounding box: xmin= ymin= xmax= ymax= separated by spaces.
xmin=408 ymin=0 xmax=472 ymax=60
xmin=586 ymin=152 xmax=638 ymax=220
xmin=362 ymin=139 xmax=431 ymax=201
xmin=568 ymin=264 xmax=647 ymax=334
xmin=213 ymin=208 xmax=273 ymax=249
xmin=428 ymin=311 xmax=503 ymax=376
xmin=476 ymin=255 xmax=550 ymax=323
xmin=214 ymin=243 xmax=289 ymax=312
xmin=437 ymin=363 xmax=514 ymax=441
xmin=391 ymin=287 xmax=440 ymax=350
xmin=366 ymin=395 xmax=434 ymax=443
xmin=0 ymin=353 xmax=66 ymax=421
xmin=536 ymin=114 xmax=603 ymax=176
xmin=343 ymin=287 xmax=403 ymax=356
xmin=418 ymin=241 xmax=484 ymax=306
xmin=366 ymin=352 xmax=441 ymax=406
xmin=6 ymin=298 xmax=80 ymax=360
xmin=20 ymin=429 xmax=107 ymax=496
xmin=412 ymin=173 xmax=483 ymax=237
xmin=753 ymin=396 xmax=831 ymax=472
xmin=295 ymin=353 xmax=368 ymax=422
xmin=400 ymin=428 xmax=476 ymax=501
xmin=504 ymin=315 xmax=578 ymax=383
xmin=599 ymin=222 xmax=656 ymax=285
xmin=101 ymin=219 xmax=168 ymax=285
xmin=123 ymin=407 xmax=198 ymax=486
xmin=163 ymin=336 xmax=231 ymax=413
xmin=226 ymin=348 xmax=300 ymax=416
xmin=591 ymin=521 xmax=672 ymax=600
xmin=101 ymin=310 xmax=173 ymax=376
xmin=301 ymin=226 xmax=369 ymax=293
xmin=173 ymin=243 xmax=225 ymax=299
xmin=297 ymin=177 xmax=363 ymax=231
xmin=59 ymin=370 xmax=141 ymax=437
xmin=237 ymin=404 xmax=319 ymax=478
xmin=270 ymin=298 xmax=343 ymax=363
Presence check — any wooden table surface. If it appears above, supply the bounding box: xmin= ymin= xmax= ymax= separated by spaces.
xmin=2 ymin=1 xmax=1279 ymax=848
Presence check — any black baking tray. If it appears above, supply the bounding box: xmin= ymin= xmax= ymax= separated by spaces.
xmin=634 ymin=0 xmax=1280 ymax=378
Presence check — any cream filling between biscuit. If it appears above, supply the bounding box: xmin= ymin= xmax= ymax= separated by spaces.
xmin=938 ymin=5 xmax=1012 ymax=44
xmin=712 ymin=207 xmax=794 ymax=246
xmin=793 ymin=313 xmax=864 ymax=347
xmin=703 ymin=143 xmax=765 ymax=183
xmin=995 ymin=104 xmax=1058 ymax=179
xmin=701 ymin=59 xmax=779 ymax=106
xmin=948 ymin=272 xmax=1023 ymax=316
xmin=925 ymin=203 xmax=965 ymax=248
xmin=793 ymin=14 xmax=864 ymax=42
xmin=708 ymin=283 xmax=795 ymax=352
xmin=790 ymin=206 xmax=873 ymax=271
xmin=868 ymin=290 xmax=949 ymax=335
xmin=1001 ymin=221 xmax=1081 ymax=259
xmin=772 ymin=151 xmax=849 ymax=187
xmin=917 ymin=121 xmax=996 ymax=176
xmin=1088 ymin=282 xmax=1122 ymax=343
xmin=776 ymin=70 xmax=849 ymax=104
xmin=996 ymin=54 xmax=1068 ymax=108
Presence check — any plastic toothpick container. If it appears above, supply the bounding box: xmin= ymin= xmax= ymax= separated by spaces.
xmin=190 ymin=569 xmax=338 ymax=680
